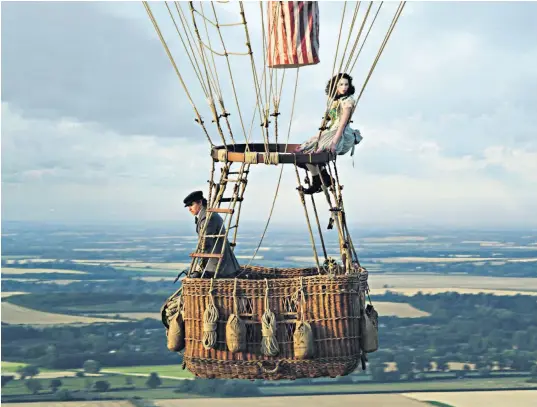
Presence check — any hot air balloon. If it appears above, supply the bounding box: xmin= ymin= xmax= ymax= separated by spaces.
xmin=145 ymin=0 xmax=405 ymax=380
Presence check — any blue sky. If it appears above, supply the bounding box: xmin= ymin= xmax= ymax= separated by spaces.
xmin=2 ymin=1 xmax=537 ymax=228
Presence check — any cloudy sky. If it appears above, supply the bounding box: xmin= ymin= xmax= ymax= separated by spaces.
xmin=2 ymin=1 xmax=536 ymax=229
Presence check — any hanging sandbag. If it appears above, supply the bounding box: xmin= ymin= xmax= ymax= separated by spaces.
xmin=167 ymin=311 xmax=185 ymax=352
xmin=163 ymin=294 xmax=185 ymax=352
xmin=267 ymin=1 xmax=320 ymax=68
xmin=226 ymin=279 xmax=246 ymax=353
xmin=293 ymin=277 xmax=315 ymax=359
xmin=360 ymin=303 xmax=379 ymax=353
xmin=294 ymin=320 xmax=314 ymax=359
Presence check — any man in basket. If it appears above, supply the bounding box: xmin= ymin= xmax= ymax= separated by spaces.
xmin=184 ymin=190 xmax=240 ymax=278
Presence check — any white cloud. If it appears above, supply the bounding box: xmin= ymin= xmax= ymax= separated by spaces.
xmin=3 ymin=100 xmax=536 ymax=228
xmin=1 ymin=103 xmax=209 ymax=185
xmin=2 ymin=2 xmax=537 ymax=228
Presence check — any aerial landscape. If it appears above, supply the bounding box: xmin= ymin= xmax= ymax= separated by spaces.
xmin=2 ymin=1 xmax=537 ymax=406
xmin=2 ymin=222 xmax=537 ymax=405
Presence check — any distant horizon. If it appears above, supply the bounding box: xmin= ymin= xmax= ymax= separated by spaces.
xmin=2 ymin=218 xmax=537 ymax=233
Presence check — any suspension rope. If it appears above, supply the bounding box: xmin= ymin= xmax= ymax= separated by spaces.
xmin=294 ymin=162 xmax=322 ymax=274
xmin=197 ymin=41 xmax=251 ymax=56
xmin=199 ymin=2 xmax=224 ymax=101
xmin=142 ymin=1 xmax=214 ymax=147
xmin=355 ymin=1 xmax=406 ymax=107
xmin=302 ymin=171 xmax=329 ymax=262
xmin=272 ymin=69 xmax=286 ymax=145
xmin=337 ymin=2 xmax=361 ymax=75
xmin=164 ymin=1 xmax=208 ymax=97
xmin=192 ymin=6 xmax=243 ymax=27
xmin=260 ymin=2 xmax=269 ymax=115
xmin=330 ymin=162 xmax=360 ymax=266
xmin=239 ymin=2 xmax=272 ymax=154
xmin=209 ymin=2 xmax=250 ymax=145
xmin=177 ymin=2 xmax=235 ymax=150
xmin=189 ymin=1 xmax=229 ymax=148
xmin=343 ymin=2 xmax=373 ymax=74
xmin=349 ymin=1 xmax=384 ymax=73
xmin=174 ymin=2 xmax=222 ymax=96
xmin=242 ymin=68 xmax=300 ymax=271
xmin=198 ymin=2 xmax=237 ymax=145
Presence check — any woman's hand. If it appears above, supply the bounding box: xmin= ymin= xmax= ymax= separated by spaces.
xmin=328 ymin=135 xmax=341 ymax=153
xmin=314 ymin=139 xmax=338 ymax=154
xmin=328 ymin=141 xmax=338 ymax=153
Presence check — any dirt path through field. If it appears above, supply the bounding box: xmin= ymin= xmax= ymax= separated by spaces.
xmin=404 ymin=389 xmax=537 ymax=407
xmin=1 ymin=302 xmax=128 ymax=325
xmin=154 ymin=394 xmax=428 ymax=407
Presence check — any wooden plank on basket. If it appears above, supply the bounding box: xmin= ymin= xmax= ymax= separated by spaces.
xmin=189 ymin=253 xmax=224 ymax=259
xmin=207 ymin=208 xmax=234 ymax=214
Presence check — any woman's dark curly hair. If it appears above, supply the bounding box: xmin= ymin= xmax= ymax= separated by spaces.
xmin=325 ymin=73 xmax=355 ymax=100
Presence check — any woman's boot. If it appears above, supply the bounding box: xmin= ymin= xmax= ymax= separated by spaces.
xmin=320 ymin=167 xmax=334 ymax=189
xmin=302 ymin=175 xmax=322 ymax=194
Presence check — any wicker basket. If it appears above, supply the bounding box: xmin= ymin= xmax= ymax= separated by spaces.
xmin=178 ymin=266 xmax=366 ymax=380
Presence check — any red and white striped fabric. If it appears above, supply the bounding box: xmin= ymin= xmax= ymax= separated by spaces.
xmin=267 ymin=1 xmax=320 ymax=69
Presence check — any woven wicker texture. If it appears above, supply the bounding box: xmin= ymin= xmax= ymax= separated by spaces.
xmin=181 ymin=266 xmax=364 ymax=380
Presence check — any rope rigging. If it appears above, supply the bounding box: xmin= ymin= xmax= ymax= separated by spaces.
xmin=165 ymin=2 xmax=209 ymax=97
xmin=142 ymin=1 xmax=214 ymax=147
xmin=151 ymin=0 xmax=410 ymax=383
xmin=144 ymin=0 xmax=407 ymax=274
xmin=243 ymin=68 xmax=301 ymax=271
xmin=349 ymin=1 xmax=384 ymax=73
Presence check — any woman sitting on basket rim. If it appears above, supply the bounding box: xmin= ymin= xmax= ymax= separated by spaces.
xmin=295 ymin=72 xmax=363 ymax=194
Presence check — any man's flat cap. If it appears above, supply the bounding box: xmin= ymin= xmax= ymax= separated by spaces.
xmin=183 ymin=190 xmax=204 ymax=207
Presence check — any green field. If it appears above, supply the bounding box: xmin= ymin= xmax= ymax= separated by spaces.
xmin=260 ymin=376 xmax=537 ymax=396
xmin=1 ymin=373 xmax=184 ymax=396
xmin=1 ymin=361 xmax=29 ymax=373
xmin=2 ymin=368 xmax=536 ymax=402
xmin=1 ymin=361 xmax=55 ymax=374
xmin=102 ymin=365 xmax=194 ymax=378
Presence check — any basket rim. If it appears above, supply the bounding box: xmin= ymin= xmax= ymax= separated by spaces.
xmin=182 ymin=272 xmax=361 ymax=282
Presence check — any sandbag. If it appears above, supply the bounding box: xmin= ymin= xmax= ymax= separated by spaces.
xmin=360 ymin=304 xmax=379 ymax=353
xmin=166 ymin=311 xmax=185 ymax=352
xmin=226 ymin=313 xmax=246 ymax=353
xmin=294 ymin=320 xmax=315 ymax=359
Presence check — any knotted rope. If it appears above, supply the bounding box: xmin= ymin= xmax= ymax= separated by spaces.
xmin=164 ymin=293 xmax=183 ymax=320
xmin=291 ymin=277 xmax=307 ymax=322
xmin=261 ymin=279 xmax=279 ymax=356
xmin=263 ymin=152 xmax=279 ymax=165
xmin=217 ymin=149 xmax=227 ymax=162
xmin=244 ymin=151 xmax=258 ymax=164
xmin=202 ymin=279 xmax=219 ymax=350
